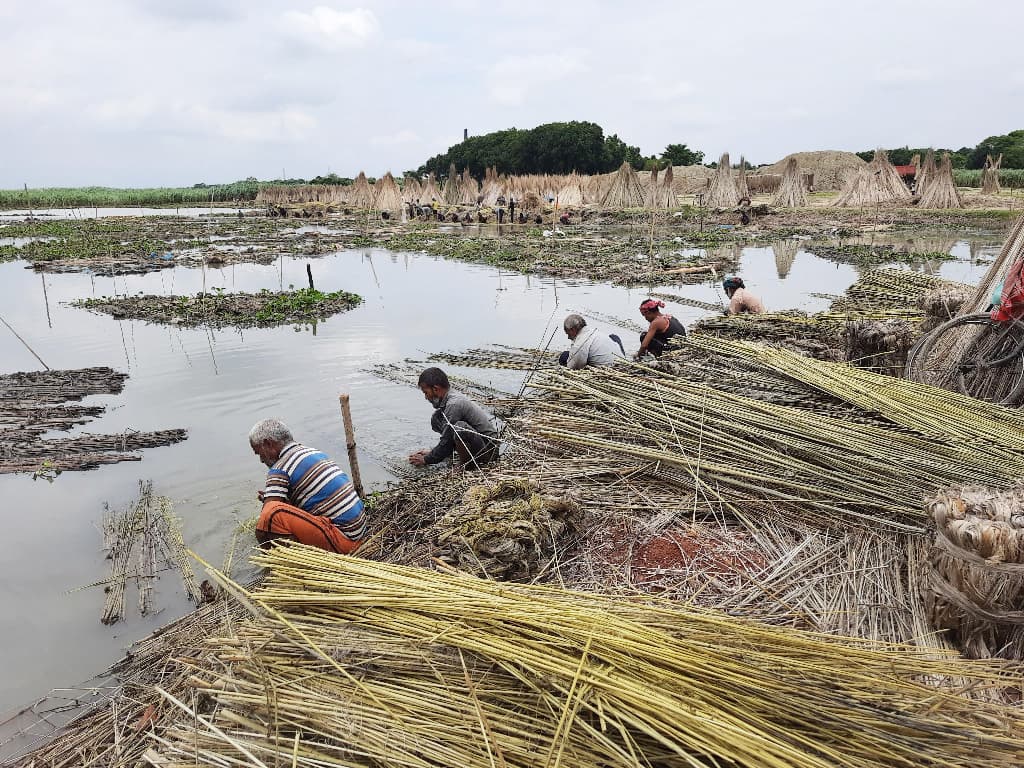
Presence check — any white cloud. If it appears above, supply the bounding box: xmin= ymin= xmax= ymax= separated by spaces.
xmin=371 ymin=130 xmax=421 ymax=146
xmin=282 ymin=6 xmax=379 ymax=51
xmin=185 ymin=105 xmax=318 ymax=143
xmin=86 ymin=98 xmax=317 ymax=143
xmin=873 ymin=65 xmax=930 ymax=84
xmin=487 ymin=51 xmax=589 ymax=106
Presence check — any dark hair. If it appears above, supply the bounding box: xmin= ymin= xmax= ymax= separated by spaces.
xmin=418 ymin=367 xmax=449 ymax=389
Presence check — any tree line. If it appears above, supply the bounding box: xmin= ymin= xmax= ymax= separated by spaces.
xmin=857 ymin=130 xmax=1024 ymax=169
xmin=413 ymin=121 xmax=704 ymax=180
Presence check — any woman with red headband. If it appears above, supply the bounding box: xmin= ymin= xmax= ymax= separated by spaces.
xmin=636 ymin=299 xmax=686 ymax=359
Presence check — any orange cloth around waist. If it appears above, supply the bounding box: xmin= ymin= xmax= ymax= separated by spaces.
xmin=256 ymin=500 xmax=361 ymax=554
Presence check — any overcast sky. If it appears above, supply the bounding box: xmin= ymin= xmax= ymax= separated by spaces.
xmin=2 ymin=0 xmax=1022 ymax=187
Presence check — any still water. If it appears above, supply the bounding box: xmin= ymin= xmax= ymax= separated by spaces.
xmin=0 ymin=232 xmax=997 ymax=713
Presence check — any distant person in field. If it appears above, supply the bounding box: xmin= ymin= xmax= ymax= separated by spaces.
xmin=723 ymin=277 xmax=765 ymax=315
xmin=558 ymin=313 xmax=624 ymax=368
xmin=249 ymin=418 xmax=365 ymax=553
xmin=408 ymin=367 xmax=500 ymax=470
xmin=636 ymin=299 xmax=686 ymax=359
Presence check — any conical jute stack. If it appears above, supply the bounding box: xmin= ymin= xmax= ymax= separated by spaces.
xmin=834 ymin=149 xmax=912 ymax=207
xmin=706 ymin=152 xmax=739 ymax=207
xmin=918 ymin=153 xmax=963 ymax=209
xmin=647 ymin=165 xmax=675 ymax=209
xmin=460 ymin=167 xmax=479 ymax=205
xmin=736 ymin=156 xmax=750 ymax=199
xmin=442 ymin=162 xmax=461 ymax=205
xmin=601 ymin=161 xmax=646 ymax=208
xmin=374 ymin=171 xmax=404 ymax=213
xmin=982 ymin=153 xmax=1002 ymax=194
xmin=557 ymin=172 xmax=585 ymax=206
xmin=773 ymin=157 xmax=808 ymax=207
xmin=347 ymin=171 xmax=375 ymax=209
xmin=915 ymin=149 xmax=936 ymax=197
xmin=420 ymin=172 xmax=441 ymax=203
xmin=402 ymin=174 xmax=422 ymax=202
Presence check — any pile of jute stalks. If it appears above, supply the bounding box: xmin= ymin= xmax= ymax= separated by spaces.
xmin=137 ymin=546 xmax=1024 ymax=768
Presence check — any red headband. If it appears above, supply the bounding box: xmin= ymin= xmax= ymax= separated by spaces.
xmin=640 ymin=300 xmax=664 ymax=311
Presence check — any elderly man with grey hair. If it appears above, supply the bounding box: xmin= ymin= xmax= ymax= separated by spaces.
xmin=248 ymin=418 xmax=365 ymax=553
xmin=557 ymin=313 xmax=625 ymax=369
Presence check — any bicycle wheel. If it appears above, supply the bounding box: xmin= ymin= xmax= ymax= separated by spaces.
xmin=957 ymin=318 xmax=1024 ymax=405
xmin=908 ymin=313 xmax=1024 ymax=405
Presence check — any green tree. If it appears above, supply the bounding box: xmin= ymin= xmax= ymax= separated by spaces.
xmin=417 ymin=121 xmax=646 ymax=178
xmin=661 ymin=143 xmax=704 ymax=166
xmin=969 ymin=130 xmax=1024 ymax=169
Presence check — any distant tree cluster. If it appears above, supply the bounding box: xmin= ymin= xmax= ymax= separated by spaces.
xmin=856 ymin=131 xmax=1024 ymax=169
xmin=415 ymin=122 xmax=648 ymax=179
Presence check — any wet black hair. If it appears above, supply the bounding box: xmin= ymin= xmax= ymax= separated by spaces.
xmin=418 ymin=367 xmax=449 ymax=389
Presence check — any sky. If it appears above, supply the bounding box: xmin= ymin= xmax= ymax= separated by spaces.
xmin=2 ymin=0 xmax=1023 ymax=188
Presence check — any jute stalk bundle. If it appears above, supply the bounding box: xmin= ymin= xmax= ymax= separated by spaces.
xmin=443 ymin=162 xmax=461 ymax=205
xmin=834 ymin=149 xmax=912 ymax=207
xmin=529 ymin=348 xmax=1024 ymax=532
xmin=557 ymin=173 xmax=585 ymax=206
xmin=401 ymin=174 xmax=422 ymax=202
xmin=692 ymin=335 xmax=1024 ymax=450
xmin=924 ymin=483 xmax=1024 ymax=659
xmin=915 ymin=149 xmax=936 ymax=197
xmin=420 ymin=172 xmax=441 ymax=203
xmin=145 ymin=547 xmax=1024 ymax=768
xmin=347 ymin=171 xmax=375 ymax=209
xmin=772 ymin=157 xmax=808 ymax=207
xmin=830 ymin=267 xmax=964 ymax=317
xmin=982 ymin=153 xmax=1002 ymax=194
xmin=600 ymin=161 xmax=646 ymax=208
xmin=736 ymin=155 xmax=750 ymax=198
xmin=460 ymin=167 xmax=480 ymax=205
xmin=918 ymin=153 xmax=963 ymax=209
xmin=373 ymin=171 xmax=404 ymax=213
xmin=706 ymin=152 xmax=739 ymax=207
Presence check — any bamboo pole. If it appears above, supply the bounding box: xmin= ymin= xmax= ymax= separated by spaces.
xmin=338 ymin=393 xmax=365 ymax=498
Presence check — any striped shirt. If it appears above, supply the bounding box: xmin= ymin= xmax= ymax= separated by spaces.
xmin=263 ymin=442 xmax=366 ymax=540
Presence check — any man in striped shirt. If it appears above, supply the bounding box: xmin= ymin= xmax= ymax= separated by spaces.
xmin=249 ymin=418 xmax=365 ymax=553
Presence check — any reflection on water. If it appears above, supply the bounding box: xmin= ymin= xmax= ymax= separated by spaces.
xmin=0 ymin=232 xmax=997 ymax=711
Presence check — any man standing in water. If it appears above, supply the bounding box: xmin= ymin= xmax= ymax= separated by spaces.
xmin=249 ymin=418 xmax=365 ymax=552
xmin=409 ymin=367 xmax=500 ymax=470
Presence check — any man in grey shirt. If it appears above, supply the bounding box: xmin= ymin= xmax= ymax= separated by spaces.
xmin=558 ymin=313 xmax=625 ymax=369
xmin=409 ymin=367 xmax=500 ymax=469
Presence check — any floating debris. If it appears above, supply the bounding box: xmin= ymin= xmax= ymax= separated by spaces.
xmin=74 ymin=287 xmax=362 ymax=328
xmin=0 ymin=368 xmax=187 ymax=476
xmin=100 ymin=481 xmax=202 ymax=624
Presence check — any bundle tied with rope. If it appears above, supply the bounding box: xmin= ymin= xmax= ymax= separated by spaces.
xmin=842 ymin=318 xmax=915 ymax=375
xmin=923 ymin=483 xmax=1024 ymax=659
xmin=436 ymin=478 xmax=582 ymax=580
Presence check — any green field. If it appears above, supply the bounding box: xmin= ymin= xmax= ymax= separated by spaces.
xmin=0 ymin=182 xmax=260 ymax=210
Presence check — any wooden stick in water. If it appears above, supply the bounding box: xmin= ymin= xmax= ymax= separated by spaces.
xmin=338 ymin=393 xmax=365 ymax=498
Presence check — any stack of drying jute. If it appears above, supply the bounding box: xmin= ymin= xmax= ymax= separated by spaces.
xmin=923 ymin=483 xmax=1024 ymax=659
xmin=436 ymin=479 xmax=582 ymax=580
